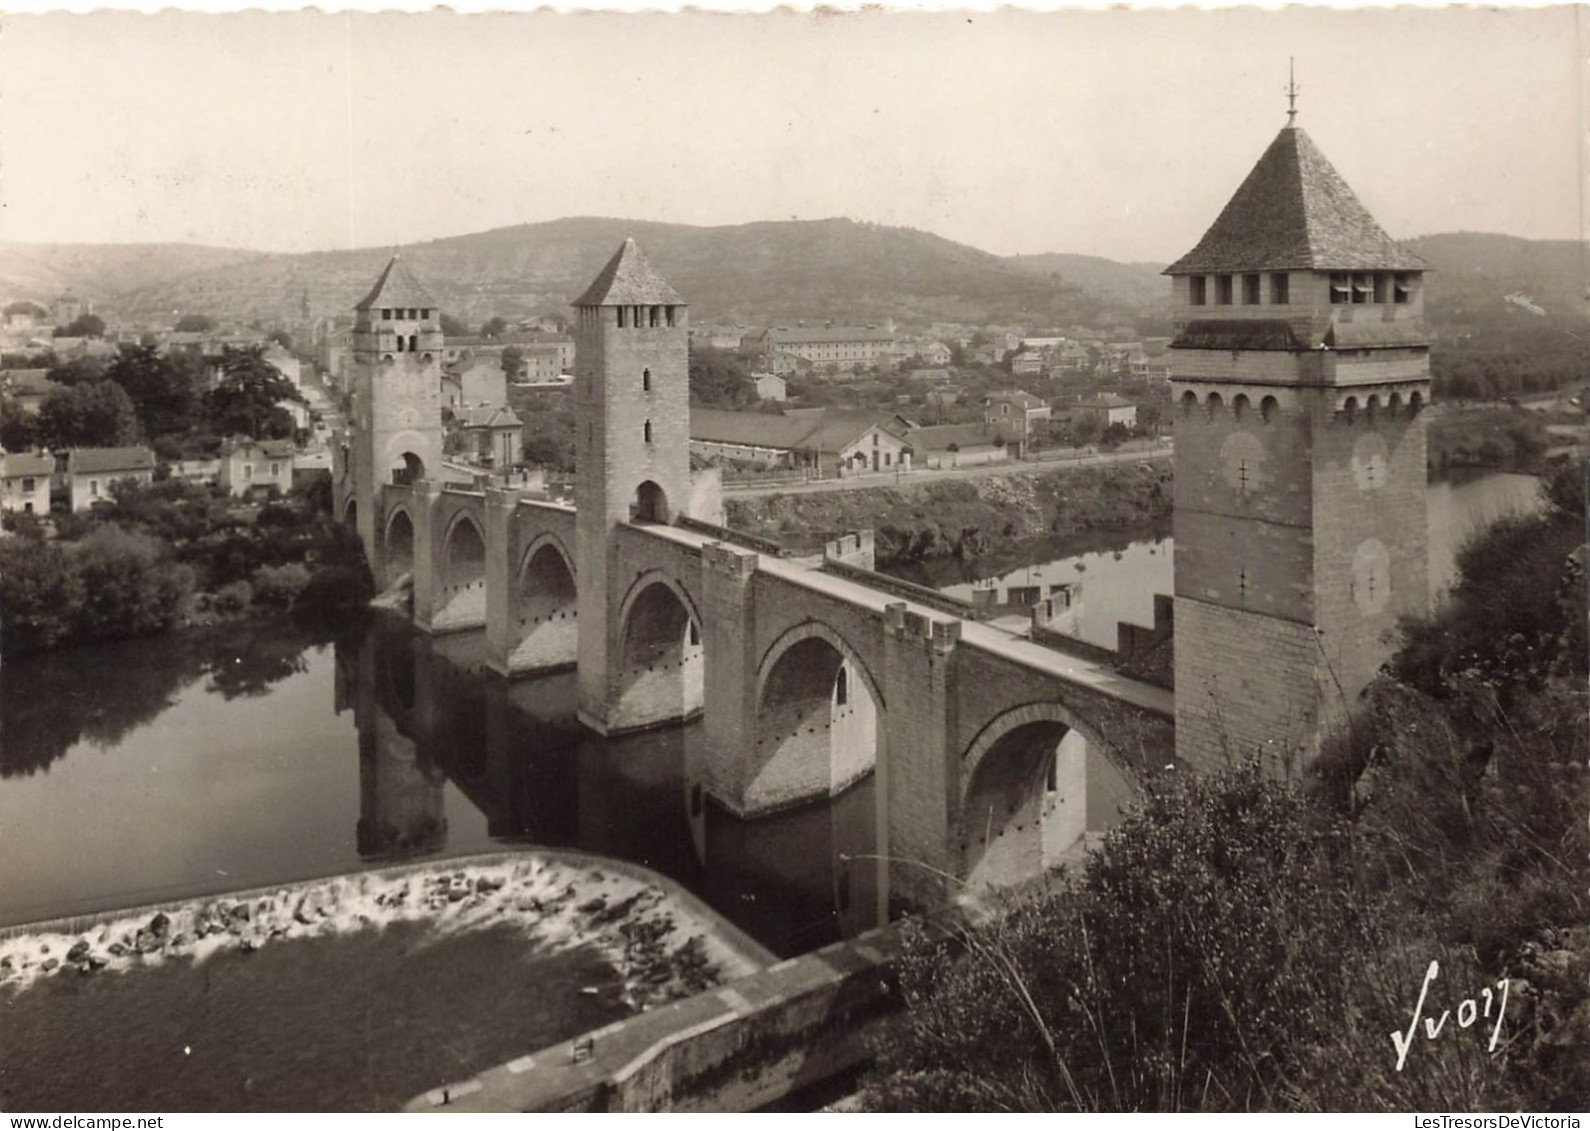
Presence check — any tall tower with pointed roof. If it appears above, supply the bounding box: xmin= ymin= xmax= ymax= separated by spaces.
xmin=572 ymin=238 xmax=692 ymax=731
xmin=334 ymin=255 xmax=446 ymax=567
xmin=1166 ymin=120 xmax=1431 ymax=769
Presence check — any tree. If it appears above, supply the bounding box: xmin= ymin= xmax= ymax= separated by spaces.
xmin=267 ymin=329 xmax=294 ymax=351
xmin=208 ymin=345 xmax=306 ymax=440
xmin=59 ymin=313 xmax=106 ymax=338
xmin=0 ymin=396 xmax=41 ymax=451
xmin=37 ymin=381 xmax=141 ymax=448
xmin=1071 ymin=411 xmax=1103 ymax=447
xmin=174 ymin=314 xmax=217 ymax=333
xmin=0 ymin=538 xmax=84 ymax=657
xmin=501 ymin=345 xmax=527 ymax=382
xmin=47 ymin=356 xmax=108 ymax=388
xmin=689 ymin=346 xmax=756 ymax=408
xmin=70 ymin=525 xmax=194 ymax=644
xmin=105 ymin=344 xmax=201 ymax=438
xmin=480 ymin=316 xmax=508 ymax=339
xmin=438 ymin=312 xmax=470 ymax=338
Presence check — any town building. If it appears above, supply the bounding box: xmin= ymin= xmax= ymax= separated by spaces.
xmin=448 ymin=404 xmax=523 ymax=468
xmin=752 ymin=372 xmax=787 ymax=402
xmin=0 ymin=451 xmax=54 ymax=516
xmin=1075 ymin=392 xmax=1138 ymax=430
xmin=689 ymin=407 xmax=913 ymax=476
xmin=743 ymin=324 xmax=896 ymax=373
xmin=65 ymin=446 xmax=156 ymax=511
xmin=2 ymin=369 xmax=55 ymax=414
xmin=218 ymin=436 xmax=296 ymax=497
xmin=983 ymin=389 xmax=1052 ymax=443
xmin=907 ymin=422 xmax=1013 ymax=469
xmin=442 ymin=357 xmax=508 ymax=411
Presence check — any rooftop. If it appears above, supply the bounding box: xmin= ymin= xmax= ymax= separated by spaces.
xmin=1165 ymin=124 xmax=1427 ymax=275
xmin=356 ymin=255 xmax=438 ymax=313
xmin=67 ymin=446 xmax=156 ymax=474
xmin=0 ymin=451 xmax=55 ymax=478
xmin=574 ymin=239 xmax=685 ymax=307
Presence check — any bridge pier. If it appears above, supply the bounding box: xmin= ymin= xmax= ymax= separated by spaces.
xmin=880 ymin=603 xmax=961 ymax=915
xmin=700 ymin=543 xmax=762 ymax=813
xmin=409 ymin=479 xmax=443 ymax=632
xmin=483 ymin=488 xmax=518 ymax=677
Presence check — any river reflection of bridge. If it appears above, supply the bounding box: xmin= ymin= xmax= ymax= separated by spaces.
xmin=337 ymin=613 xmax=886 ymax=957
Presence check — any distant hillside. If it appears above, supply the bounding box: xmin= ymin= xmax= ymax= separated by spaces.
xmin=8 ymin=218 xmax=1146 ymax=331
xmin=1003 ymin=252 xmax=1170 ymax=313
xmin=1407 ymin=232 xmax=1587 ymax=328
xmin=0 ymin=243 xmax=264 ymax=308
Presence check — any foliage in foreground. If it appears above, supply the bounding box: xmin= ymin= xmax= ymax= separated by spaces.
xmin=865 ymin=459 xmax=1588 ymax=1112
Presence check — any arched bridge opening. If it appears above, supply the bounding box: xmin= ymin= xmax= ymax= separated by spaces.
xmin=960 ymin=706 xmax=1135 ymax=892
xmin=610 ymin=577 xmax=704 ymax=731
xmin=508 ymin=538 xmax=578 ymax=674
xmin=382 ymin=507 xmax=415 ymax=590
xmin=433 ymin=513 xmax=487 ymax=631
xmin=748 ymin=628 xmax=881 ymax=817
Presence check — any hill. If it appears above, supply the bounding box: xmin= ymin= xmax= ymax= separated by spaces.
xmin=0 ymin=243 xmax=263 ymax=308
xmin=1002 ymin=252 xmax=1170 ymax=313
xmin=10 ymin=218 xmax=1140 ymax=331
xmin=1407 ymin=231 xmax=1587 ymax=327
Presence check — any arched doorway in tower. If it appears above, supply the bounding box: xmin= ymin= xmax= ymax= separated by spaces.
xmin=632 ymin=480 xmax=669 ymax=524
xmin=433 ymin=514 xmax=487 ymax=631
xmin=508 ymin=540 xmax=578 ymax=674
xmin=343 ymin=497 xmax=358 ymax=529
xmin=390 ymin=451 xmax=426 ymax=486
xmin=959 ymin=719 xmax=1134 ymax=892
xmin=609 ymin=579 xmax=703 ymax=731
xmin=382 ymin=508 xmax=415 ymax=590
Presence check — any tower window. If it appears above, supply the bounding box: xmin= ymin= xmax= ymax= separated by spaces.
xmin=649 ymin=305 xmax=661 ymax=328
xmin=644 ymin=420 xmax=653 ymax=444
xmin=1329 ymin=274 xmax=1351 ymax=304
xmin=1352 ymin=273 xmax=1372 ymax=304
xmin=642 ymin=368 xmax=651 ymax=392
xmin=665 ymin=306 xmax=677 ymax=327
xmin=1393 ymin=273 xmax=1413 ymax=304
xmin=835 ymin=666 xmax=848 ymax=706
xmin=408 ymin=334 xmax=418 ymax=352
xmin=1371 ymin=274 xmax=1388 ymax=303
xmin=396 ymin=336 xmax=405 ymax=353
xmin=1271 ymin=273 xmax=1290 ymax=305
xmin=1215 ymin=275 xmax=1234 ymax=305
xmin=617 ymin=307 xmax=627 ymax=328
xmin=1188 ymin=276 xmax=1207 ymax=305
xmin=1242 ymin=274 xmax=1261 ymax=305
xmin=382 ymin=308 xmax=392 ymax=320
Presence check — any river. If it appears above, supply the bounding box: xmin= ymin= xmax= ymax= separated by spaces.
xmin=0 ymin=471 xmax=1544 ymax=946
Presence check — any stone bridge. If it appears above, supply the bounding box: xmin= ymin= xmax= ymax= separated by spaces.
xmin=363 ymin=477 xmax=1174 ymax=916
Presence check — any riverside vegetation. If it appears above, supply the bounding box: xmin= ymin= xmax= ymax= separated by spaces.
xmin=0 ymin=476 xmax=371 ymax=660
xmin=861 ymin=457 xmax=1588 ymax=1112
xmin=724 ymin=461 xmax=1172 ymax=568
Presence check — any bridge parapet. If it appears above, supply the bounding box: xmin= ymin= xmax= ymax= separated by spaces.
xmin=885 ymin=602 xmax=962 ymax=653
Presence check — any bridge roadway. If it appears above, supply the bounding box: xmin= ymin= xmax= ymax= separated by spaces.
xmin=634 ymin=520 xmax=1175 ymax=721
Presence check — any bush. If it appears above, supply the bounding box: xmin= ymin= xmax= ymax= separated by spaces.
xmin=212 ymin=579 xmax=253 ymax=613
xmin=251 ymin=562 xmax=312 ymax=606
xmin=69 ymin=525 xmax=194 ymax=644
xmin=0 ymin=539 xmax=84 ymax=657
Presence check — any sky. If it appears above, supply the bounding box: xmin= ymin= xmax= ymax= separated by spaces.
xmin=0 ymin=4 xmax=1582 ymax=262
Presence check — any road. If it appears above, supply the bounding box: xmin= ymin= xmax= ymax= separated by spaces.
xmin=724 ymin=441 xmax=1174 ymax=498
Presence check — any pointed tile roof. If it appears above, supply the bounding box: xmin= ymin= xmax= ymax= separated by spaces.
xmin=1166 ymin=126 xmax=1426 ymax=275
xmin=355 ymin=255 xmax=437 ymax=312
xmin=574 ymin=239 xmax=684 ymax=307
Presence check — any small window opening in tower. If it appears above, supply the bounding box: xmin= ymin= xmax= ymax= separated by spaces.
xmin=1242 ymin=274 xmax=1261 ymax=305
xmin=689 ymin=622 xmax=700 ymax=646
xmin=409 ymin=308 xmax=418 ymax=320
xmin=644 ymin=420 xmax=653 ymax=444
xmin=396 ymin=336 xmax=405 ymax=353
xmin=422 ymin=309 xmax=431 ymax=320
xmin=1371 ymin=274 xmax=1388 ymax=303
xmin=408 ymin=334 xmax=418 ymax=352
xmin=835 ymin=666 xmax=848 ymax=706
xmin=617 ymin=307 xmax=627 ymax=329
xmin=649 ymin=306 xmax=661 ymax=328
xmin=1329 ymin=273 xmax=1351 ymax=304
xmin=665 ymin=306 xmax=677 ymax=327
xmin=1046 ymin=755 xmax=1057 ymax=794
xmin=1238 ymin=567 xmax=1249 ymax=599
xmin=1351 ymin=273 xmax=1372 ymax=304
xmin=1215 ymin=275 xmax=1234 ymax=305
xmin=1189 ymin=276 xmax=1207 ymax=305
xmin=382 ymin=308 xmax=392 ymax=320
xmin=1394 ymin=273 xmax=1413 ymax=304
xmin=643 ymin=368 xmax=651 ymax=392
xmin=1271 ymin=273 xmax=1290 ymax=305
xmin=1237 ymin=458 xmax=1251 ymax=494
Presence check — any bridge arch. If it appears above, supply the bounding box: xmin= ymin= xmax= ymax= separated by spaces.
xmin=508 ymin=532 xmax=579 ymax=672
xmin=959 ymin=702 xmax=1133 ymax=892
xmin=611 ymin=569 xmax=704 ymax=728
xmin=382 ymin=505 xmax=415 ymax=589
xmin=433 ymin=510 xmax=487 ymax=630
xmin=746 ymin=621 xmax=885 ymax=815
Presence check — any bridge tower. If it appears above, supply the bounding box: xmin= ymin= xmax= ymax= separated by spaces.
xmin=333 ymin=255 xmax=446 ymax=573
xmin=572 ymin=239 xmax=692 ymax=733
xmin=1166 ymin=117 xmax=1431 ymax=770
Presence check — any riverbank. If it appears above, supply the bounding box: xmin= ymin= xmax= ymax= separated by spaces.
xmin=723 ymin=461 xmax=1171 ymax=568
xmin=0 ymin=853 xmax=767 ymax=1111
